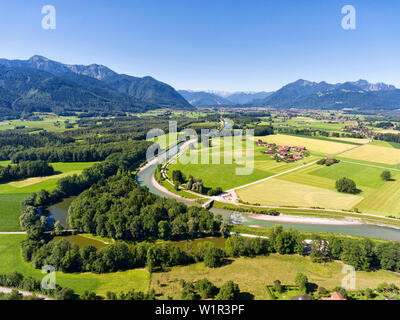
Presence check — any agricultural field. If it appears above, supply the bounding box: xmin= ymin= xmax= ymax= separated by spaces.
xmin=253 ymin=134 xmax=356 ymax=156
xmin=271 ymin=116 xmax=358 ymax=133
xmin=236 ymin=178 xmax=363 ymax=210
xmin=370 ymin=140 xmax=400 ymax=149
xmin=339 ymin=144 xmax=400 ymax=166
xmin=237 ymin=152 xmax=400 ymax=216
xmin=0 ymin=114 xmax=78 ymax=132
xmin=0 ymin=162 xmax=97 ymax=232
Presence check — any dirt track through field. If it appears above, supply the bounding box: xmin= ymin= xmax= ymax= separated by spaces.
xmin=227 ymin=160 xmax=319 ymax=192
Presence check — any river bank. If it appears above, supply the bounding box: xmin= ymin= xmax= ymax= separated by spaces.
xmin=248 ymin=212 xmax=362 ymax=226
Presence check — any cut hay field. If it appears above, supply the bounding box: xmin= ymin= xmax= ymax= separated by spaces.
xmin=339 ymin=144 xmax=400 ymax=165
xmin=0 ymin=235 xmax=149 ymax=296
xmin=254 ymin=134 xmax=356 ymax=155
xmin=0 ymin=162 xmax=97 ymax=232
xmin=356 ymin=177 xmax=400 ymax=216
xmin=236 ymin=178 xmax=363 ymax=210
xmin=237 ymin=159 xmax=400 ymax=216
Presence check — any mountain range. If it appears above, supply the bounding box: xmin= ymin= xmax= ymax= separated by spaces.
xmin=249 ymin=79 xmax=400 ymax=110
xmin=0 ymin=55 xmax=193 ymax=118
xmin=180 ymin=79 xmax=400 ymax=110
xmin=178 ymin=90 xmax=273 ymax=106
xmin=0 ymin=55 xmax=399 ymax=116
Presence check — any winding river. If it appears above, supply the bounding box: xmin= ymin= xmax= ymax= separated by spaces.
xmin=136 ymin=121 xmax=400 ymax=242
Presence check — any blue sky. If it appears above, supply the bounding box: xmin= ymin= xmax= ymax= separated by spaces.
xmin=0 ymin=0 xmax=399 ymax=91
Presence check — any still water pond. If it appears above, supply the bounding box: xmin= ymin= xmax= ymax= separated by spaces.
xmin=53 ymin=235 xmax=108 ymax=249
xmin=48 ymin=196 xmax=77 ymax=228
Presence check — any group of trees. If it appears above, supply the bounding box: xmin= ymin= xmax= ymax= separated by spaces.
xmin=0 ymin=160 xmax=54 ymax=183
xmin=22 ymin=240 xmax=193 ymax=274
xmin=180 ymin=279 xmax=241 ymax=300
xmin=105 ymin=289 xmax=155 ymax=301
xmin=10 ymin=140 xmax=147 ymax=163
xmin=310 ymin=235 xmax=400 ymax=272
xmin=381 ymin=170 xmax=392 ymax=181
xmin=0 ymin=272 xmax=80 ymax=300
xmin=22 ymin=236 xmax=238 ymax=275
xmin=374 ymin=132 xmax=400 ymax=144
xmin=0 ymin=130 xmax=74 ymax=161
xmin=316 ymin=158 xmax=340 ymax=166
xmin=335 ymin=177 xmax=358 ymax=194
xmin=253 ymin=125 xmax=274 ymax=137
xmin=171 ymin=169 xmax=223 ymax=196
xmin=1 ymin=115 xmax=205 ymax=163
xmin=186 ymin=175 xmax=205 ymax=194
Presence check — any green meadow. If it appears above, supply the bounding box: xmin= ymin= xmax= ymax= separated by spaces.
xmin=0 ymin=115 xmax=78 ymax=132
xmin=0 ymin=194 xmax=30 ymax=231
xmin=0 ymin=162 xmax=97 ymax=232
xmin=370 ymin=140 xmax=400 ymax=149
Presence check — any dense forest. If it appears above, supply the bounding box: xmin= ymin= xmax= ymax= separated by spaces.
xmin=0 ymin=116 xmax=218 ymax=162
xmin=0 ymin=160 xmax=54 ymax=183
xmin=374 ymin=132 xmax=400 ymax=144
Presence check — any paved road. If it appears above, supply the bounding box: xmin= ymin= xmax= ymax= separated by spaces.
xmin=229 ymin=232 xmax=268 ymax=239
xmin=0 ymin=286 xmax=52 ymax=300
xmin=0 ymin=232 xmax=26 ymax=235
xmin=341 ymin=160 xmax=400 ymax=171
